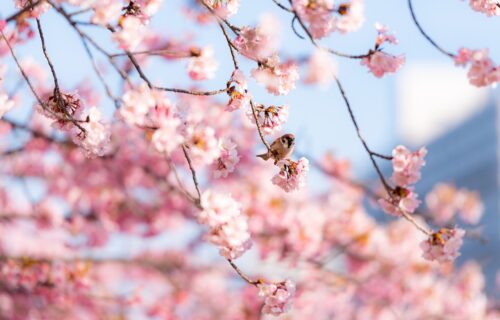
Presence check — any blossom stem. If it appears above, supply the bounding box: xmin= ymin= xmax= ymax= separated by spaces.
xmin=249 ymin=100 xmax=272 ymax=152
xmin=181 ymin=145 xmax=202 ymax=207
xmin=227 ymin=259 xmax=259 ymax=286
xmin=5 ymin=0 xmax=41 ymax=22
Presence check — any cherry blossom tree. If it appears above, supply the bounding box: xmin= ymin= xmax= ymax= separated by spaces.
xmin=0 ymin=0 xmax=498 ymax=319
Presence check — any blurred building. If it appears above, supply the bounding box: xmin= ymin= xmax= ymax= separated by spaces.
xmin=375 ymin=63 xmax=500 ymax=293
xmin=413 ymin=101 xmax=499 ymax=294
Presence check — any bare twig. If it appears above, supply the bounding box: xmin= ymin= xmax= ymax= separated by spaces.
xmin=5 ymin=0 xmax=41 ymax=22
xmin=407 ymin=0 xmax=455 ymax=58
xmin=227 ymin=259 xmax=259 ymax=286
xmin=218 ymin=22 xmax=239 ymax=70
xmin=249 ymin=100 xmax=271 ymax=152
xmin=181 ymin=145 xmax=202 ymax=207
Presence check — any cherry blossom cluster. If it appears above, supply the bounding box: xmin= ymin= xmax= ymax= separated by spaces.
xmin=226 ymin=69 xmax=250 ymax=111
xmin=213 ymin=138 xmax=240 ymax=178
xmin=251 ymin=54 xmax=300 ymax=96
xmin=292 ymin=0 xmax=364 ymax=39
xmin=304 ymin=49 xmax=338 ymax=87
xmin=426 ymin=183 xmax=484 ymax=225
xmin=257 ymin=279 xmax=296 ymax=316
xmin=199 ymin=191 xmax=252 ymax=259
xmin=379 ymin=145 xmax=427 ymax=216
xmin=455 ymin=47 xmax=499 ymax=87
xmin=35 ymin=92 xmax=111 ymax=157
xmin=467 ymin=0 xmax=500 ymax=16
xmin=272 ymin=158 xmax=310 ymax=192
xmin=420 ymin=227 xmax=466 ymax=263
xmin=246 ymin=103 xmax=289 ymax=135
xmin=361 ymin=24 xmax=405 ymax=78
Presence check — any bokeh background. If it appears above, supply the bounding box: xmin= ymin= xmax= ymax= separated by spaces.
xmin=1 ymin=0 xmax=500 ymax=297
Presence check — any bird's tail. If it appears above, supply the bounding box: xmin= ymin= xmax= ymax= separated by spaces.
xmin=256 ymin=152 xmax=271 ymax=161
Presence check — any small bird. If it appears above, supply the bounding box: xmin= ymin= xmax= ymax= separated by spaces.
xmin=257 ymin=133 xmax=295 ymax=164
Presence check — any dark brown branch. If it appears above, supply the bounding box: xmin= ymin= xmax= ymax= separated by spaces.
xmin=35 ymin=18 xmax=86 ymax=132
xmin=218 ymin=22 xmax=239 ymax=70
xmin=5 ymin=1 xmax=41 ymax=22
xmin=333 ymin=76 xmax=392 ymax=193
xmin=0 ymin=31 xmax=43 ymax=105
xmin=154 ymin=86 xmax=227 ymax=96
xmin=227 ymin=259 xmax=259 ymax=286
xmin=109 ymin=49 xmax=194 ymax=58
xmin=249 ymin=100 xmax=271 ymax=152
xmin=271 ymin=0 xmax=293 ymax=12
xmin=181 ymin=145 xmax=202 ymax=207
xmin=282 ymin=0 xmax=370 ymax=59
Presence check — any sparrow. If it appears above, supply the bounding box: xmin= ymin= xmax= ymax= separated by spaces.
xmin=257 ymin=133 xmax=295 ymax=165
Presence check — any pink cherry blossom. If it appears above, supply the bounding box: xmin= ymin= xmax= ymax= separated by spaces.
xmin=73 ymin=106 xmax=111 ymax=157
xmin=375 ymin=22 xmax=398 ymax=46
xmin=304 ymin=49 xmax=337 ymax=87
xmin=187 ymin=46 xmax=219 ymax=81
xmin=150 ymin=97 xmax=184 ymax=155
xmin=246 ymin=104 xmax=289 ymax=135
xmin=391 ymin=145 xmax=427 ymax=187
xmin=420 ymin=228 xmax=465 ymax=263
xmin=0 ymin=93 xmax=14 ymax=119
xmin=15 ymin=0 xmax=51 ymax=18
xmin=361 ymin=51 xmax=405 ymax=78
xmin=455 ymin=48 xmax=499 ymax=87
xmin=292 ymin=0 xmax=335 ymax=39
xmin=203 ymin=0 xmax=241 ymax=18
xmin=335 ymin=0 xmax=365 ymax=33
xmin=199 ymin=191 xmax=252 ymax=259
xmin=91 ymin=1 xmax=122 ymax=25
xmin=468 ymin=0 xmax=500 ymax=16
xmin=456 ymin=189 xmax=484 ymax=224
xmin=252 ymin=54 xmax=300 ymax=96
xmin=272 ymin=158 xmax=309 ymax=192
xmin=112 ymin=16 xmax=146 ymax=51
xmin=455 ymin=47 xmax=473 ymax=66
xmin=213 ymin=139 xmax=240 ymax=179
xmin=119 ymin=84 xmax=156 ymax=126
xmin=379 ymin=187 xmax=420 ymax=216
xmin=226 ymin=69 xmax=250 ymax=111
xmin=426 ymin=183 xmax=484 ymax=225
xmin=36 ymin=91 xmax=83 ymax=130
xmin=426 ymin=183 xmax=459 ymax=225
xmin=184 ymin=126 xmax=220 ymax=165
xmin=234 ymin=14 xmax=280 ymax=61
xmin=258 ymin=279 xmax=296 ymax=316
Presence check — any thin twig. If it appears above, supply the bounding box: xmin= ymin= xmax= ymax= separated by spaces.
xmin=80 ymin=38 xmax=121 ymax=108
xmin=218 ymin=22 xmax=239 ymax=70
xmin=0 ymin=31 xmax=43 ymax=105
xmin=109 ymin=49 xmax=193 ymax=58
xmin=181 ymin=145 xmax=202 ymax=206
xmin=407 ymin=0 xmax=455 ymax=58
xmin=282 ymin=0 xmax=370 ymax=59
xmin=271 ymin=0 xmax=293 ymax=12
xmin=166 ymin=156 xmax=197 ymax=203
xmin=154 ymin=86 xmax=227 ymax=96
xmin=249 ymin=100 xmax=271 ymax=151
xmin=227 ymin=259 xmax=259 ymax=286
xmin=5 ymin=0 xmax=41 ymax=22
xmin=35 ymin=18 xmax=86 ymax=132
xmin=333 ymin=76 xmax=392 ymax=193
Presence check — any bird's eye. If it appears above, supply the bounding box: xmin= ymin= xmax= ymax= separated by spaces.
xmin=281 ymin=138 xmax=286 ymax=143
